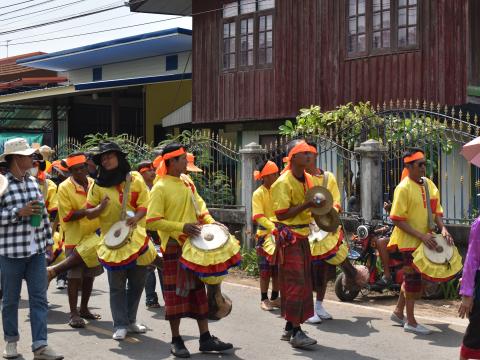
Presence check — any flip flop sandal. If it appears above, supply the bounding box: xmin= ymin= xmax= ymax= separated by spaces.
xmin=79 ymin=312 xmax=101 ymax=320
xmin=69 ymin=317 xmax=86 ymax=328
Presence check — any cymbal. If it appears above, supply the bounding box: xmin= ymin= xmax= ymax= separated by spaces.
xmin=305 ymin=186 xmax=333 ymax=215
xmin=312 ymin=208 xmax=341 ymax=233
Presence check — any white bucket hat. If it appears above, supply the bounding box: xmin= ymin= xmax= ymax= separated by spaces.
xmin=0 ymin=174 xmax=7 ymax=196
xmin=0 ymin=138 xmax=39 ymax=162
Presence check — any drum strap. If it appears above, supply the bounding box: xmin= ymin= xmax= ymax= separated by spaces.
xmin=120 ymin=173 xmax=132 ymax=221
xmin=323 ymin=172 xmax=329 ymax=188
xmin=180 ymin=174 xmax=201 ymax=219
xmin=421 ymin=177 xmax=436 ymax=231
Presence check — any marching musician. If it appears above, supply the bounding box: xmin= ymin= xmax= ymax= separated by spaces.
xmin=270 ymin=139 xmax=319 ymax=349
xmin=146 ymin=143 xmax=233 ymax=358
xmin=388 ymin=148 xmax=453 ymax=335
xmin=252 ymin=160 xmax=280 ymax=311
xmin=57 ymin=152 xmax=103 ymax=328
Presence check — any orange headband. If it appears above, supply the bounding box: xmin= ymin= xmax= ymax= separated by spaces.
xmin=186 ymin=152 xmax=202 ymax=172
xmin=48 ymin=160 xmax=68 ymax=173
xmin=66 ymin=154 xmax=87 ymax=168
xmin=404 ymin=151 xmax=424 ymax=164
xmin=282 ymin=141 xmax=316 ymax=173
xmin=139 ymin=165 xmax=154 ymax=174
xmin=155 ymin=148 xmax=187 ymax=176
xmin=308 ymin=145 xmax=318 ymax=154
xmin=254 ymin=161 xmax=279 ymax=180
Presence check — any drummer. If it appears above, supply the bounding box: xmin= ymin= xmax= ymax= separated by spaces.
xmin=86 ymin=141 xmax=157 ymax=341
xmin=388 ymin=148 xmax=453 ymax=335
xmin=270 ymin=139 xmax=319 ymax=349
xmin=57 ymin=152 xmax=103 ymax=328
xmin=304 ymin=142 xmax=344 ymax=324
xmin=252 ymin=160 xmax=280 ymax=311
xmin=146 ymin=143 xmax=233 ymax=358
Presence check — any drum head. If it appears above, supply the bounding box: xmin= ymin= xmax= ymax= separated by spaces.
xmin=105 ymin=221 xmax=131 ymax=249
xmin=308 ymin=223 xmax=329 ymax=243
xmin=424 ymin=234 xmax=454 ymax=264
xmin=190 ymin=224 xmax=229 ymax=251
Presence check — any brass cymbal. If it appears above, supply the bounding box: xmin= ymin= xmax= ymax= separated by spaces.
xmin=312 ymin=208 xmax=341 ymax=233
xmin=305 ymin=186 xmax=333 ymax=215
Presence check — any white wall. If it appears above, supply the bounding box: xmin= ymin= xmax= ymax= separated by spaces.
xmin=67 ymin=51 xmax=192 ymax=84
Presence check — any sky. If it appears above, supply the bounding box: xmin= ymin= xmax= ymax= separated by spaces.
xmin=0 ymin=0 xmax=192 ymax=58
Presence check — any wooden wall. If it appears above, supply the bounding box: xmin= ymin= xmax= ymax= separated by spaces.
xmin=192 ymin=0 xmax=468 ymax=124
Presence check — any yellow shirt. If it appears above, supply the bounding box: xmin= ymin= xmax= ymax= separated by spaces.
xmin=86 ymin=172 xmax=149 ymax=235
xmin=58 ymin=177 xmax=100 ymax=248
xmin=389 ymin=177 xmax=443 ymax=251
xmin=252 ymin=185 xmax=277 ymax=236
xmin=39 ymin=179 xmax=58 ymax=214
xmin=312 ymin=170 xmax=342 ymax=212
xmin=271 ymin=170 xmax=314 ymax=237
xmin=146 ymin=174 xmax=214 ymax=250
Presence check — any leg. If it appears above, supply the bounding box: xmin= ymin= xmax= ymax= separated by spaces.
xmin=24 ymin=253 xmax=49 ymax=352
xmin=405 ymin=297 xmax=417 ymax=327
xmin=144 ymin=268 xmax=159 ymax=307
xmin=157 ymin=268 xmax=165 ymax=301
xmin=79 ymin=276 xmax=95 ymax=317
xmin=126 ymin=265 xmax=148 ymax=326
xmin=393 ymin=284 xmax=406 ymax=319
xmin=258 ymin=255 xmax=272 ymax=308
xmin=0 ymin=256 xmax=25 ymax=344
xmin=376 ymin=237 xmax=392 ymax=279
xmin=48 ymin=250 xmax=84 ymax=280
xmin=107 ymin=270 xmax=129 ymax=330
xmin=67 ymin=278 xmax=84 ymax=327
xmin=197 ymin=318 xmax=209 ymax=335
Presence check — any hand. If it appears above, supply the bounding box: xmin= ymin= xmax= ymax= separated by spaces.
xmin=126 ymin=215 xmax=139 ymax=227
xmin=99 ymin=196 xmax=110 ymax=210
xmin=421 ymin=233 xmax=437 ymax=250
xmin=458 ymin=296 xmax=474 ymax=319
xmin=18 ymin=200 xmax=42 ymax=217
xmin=441 ymin=227 xmax=454 ymax=246
xmin=183 ymin=223 xmax=202 ymax=237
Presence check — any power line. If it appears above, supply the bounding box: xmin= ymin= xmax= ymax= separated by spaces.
xmin=0 ymin=2 xmax=125 ymax=36
xmin=0 ymin=0 xmax=88 ymax=23
xmin=0 ymin=0 xmax=59 ymax=18
xmin=0 ymin=0 xmax=39 ymax=10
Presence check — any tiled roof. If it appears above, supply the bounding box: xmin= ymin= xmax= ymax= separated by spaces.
xmin=0 ymin=52 xmax=47 ymax=77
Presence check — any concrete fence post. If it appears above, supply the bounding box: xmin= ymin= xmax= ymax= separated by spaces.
xmin=239 ymin=142 xmax=266 ymax=248
xmin=354 ymin=139 xmax=387 ymax=222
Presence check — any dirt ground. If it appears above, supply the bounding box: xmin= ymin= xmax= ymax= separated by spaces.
xmin=225 ymin=269 xmax=462 ymax=319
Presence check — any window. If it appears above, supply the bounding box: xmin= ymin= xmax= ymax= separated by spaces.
xmin=222 ymin=0 xmax=275 ymax=71
xmin=240 ymin=17 xmax=254 ymax=67
xmin=223 ymin=21 xmax=236 ymax=70
xmin=347 ymin=0 xmax=418 ymax=57
xmin=166 ymin=54 xmax=178 ymax=71
xmin=258 ymin=15 xmax=273 ymax=65
xmin=92 ymin=67 xmax=102 ymax=81
xmin=398 ymin=0 xmax=417 ymax=47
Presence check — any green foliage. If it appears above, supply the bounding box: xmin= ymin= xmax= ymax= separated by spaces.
xmin=240 ymin=247 xmax=259 ymax=277
xmin=190 ymin=171 xmax=235 ymax=205
xmin=440 ymin=277 xmax=461 ymax=300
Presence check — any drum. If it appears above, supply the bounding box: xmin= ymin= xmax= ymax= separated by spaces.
xmin=308 ymin=222 xmax=329 ymax=244
xmin=104 ymin=220 xmax=132 ymax=249
xmin=412 ymin=234 xmax=463 ymax=282
xmin=0 ymin=174 xmax=7 ymax=196
xmin=207 ymin=283 xmax=233 ymax=320
xmin=180 ymin=223 xmax=242 ymax=285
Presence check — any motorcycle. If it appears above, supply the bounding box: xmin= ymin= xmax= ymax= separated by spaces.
xmin=335 ymin=219 xmax=404 ymax=302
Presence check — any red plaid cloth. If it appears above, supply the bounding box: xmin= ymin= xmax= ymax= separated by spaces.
xmin=258 ymin=254 xmax=278 ymax=280
xmin=162 ymin=241 xmax=208 ymax=320
xmin=279 ymin=236 xmax=314 ymax=324
xmin=402 ymin=251 xmax=423 ymax=300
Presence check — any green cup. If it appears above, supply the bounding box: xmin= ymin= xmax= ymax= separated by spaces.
xmin=30 ymin=201 xmax=44 ymax=228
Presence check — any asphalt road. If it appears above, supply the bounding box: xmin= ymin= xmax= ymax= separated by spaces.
xmin=6 ymin=273 xmax=466 ymax=360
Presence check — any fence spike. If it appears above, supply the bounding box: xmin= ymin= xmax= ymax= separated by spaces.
xmin=429 ymin=102 xmax=434 ymax=111
xmin=436 ymin=103 xmax=441 ymax=113
xmin=408 ymin=99 xmax=413 ymax=108
xmin=389 ymin=99 xmax=394 ymax=109
xmin=415 ymin=99 xmax=420 ymax=108
xmin=422 ymin=100 xmax=427 ymax=110
xmin=451 ymin=107 xmax=456 ymax=118
xmin=459 ymin=109 xmax=463 ymax=121
xmin=396 ymin=99 xmax=401 ymax=108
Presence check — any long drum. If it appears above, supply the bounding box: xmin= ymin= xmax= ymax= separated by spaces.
xmin=104 ymin=220 xmax=132 ymax=249
xmin=207 ymin=283 xmax=232 ymax=320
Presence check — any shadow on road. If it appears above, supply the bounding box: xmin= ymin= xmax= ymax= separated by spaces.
xmin=415 ymin=323 xmax=463 ymax=348
xmin=292 ymin=344 xmax=379 ymax=360
xmin=308 ymin=316 xmax=382 ymax=337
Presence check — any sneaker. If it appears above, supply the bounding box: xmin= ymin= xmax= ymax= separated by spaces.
xmin=315 ymin=305 xmax=332 ymax=320
xmin=3 ymin=342 xmax=18 ymax=359
xmin=199 ymin=336 xmax=233 ymax=353
xmin=280 ymin=329 xmax=293 ymax=341
xmin=390 ymin=313 xmax=405 ymax=325
xmin=33 ymin=346 xmax=63 ymax=360
xmin=403 ymin=323 xmax=432 ymax=335
xmin=55 ymin=279 xmax=66 ymax=290
xmin=128 ymin=323 xmax=147 ymax=334
xmin=270 ymin=297 xmax=281 ymax=308
xmin=260 ymin=299 xmax=274 ymax=311
xmin=171 ymin=341 xmax=190 ymax=358
xmin=306 ymin=314 xmax=322 ymax=324
xmin=290 ymin=329 xmax=317 ymax=349
xmin=112 ymin=328 xmax=128 ymax=341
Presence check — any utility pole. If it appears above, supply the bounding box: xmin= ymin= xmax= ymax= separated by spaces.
xmin=6 ymin=40 xmax=11 ymax=57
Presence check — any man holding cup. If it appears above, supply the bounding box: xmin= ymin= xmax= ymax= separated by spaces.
xmin=0 ymin=138 xmax=63 ymax=360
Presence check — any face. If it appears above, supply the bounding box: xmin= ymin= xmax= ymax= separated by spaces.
xmin=13 ymin=154 xmax=34 ymax=171
xmin=292 ymin=151 xmax=313 ymax=169
xmin=407 ymin=157 xmax=426 ymax=179
xmin=263 ymin=172 xmax=279 ymax=188
xmin=305 ymin=152 xmax=318 ymax=172
xmin=69 ymin=162 xmax=88 ymax=181
xmin=169 ymin=153 xmax=188 ymax=174
xmin=86 ymin=159 xmax=97 ymax=174
xmin=101 ymin=151 xmax=119 ymax=171
xmin=141 ymin=168 xmax=155 ymax=183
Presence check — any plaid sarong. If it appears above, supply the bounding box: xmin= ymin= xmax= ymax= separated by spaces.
xmin=461 ymin=271 xmax=480 ymax=359
xmin=311 ymin=261 xmax=328 ymax=290
xmin=162 ymin=241 xmax=208 ymax=320
xmin=258 ymin=254 xmax=278 ymax=279
xmin=402 ymin=251 xmax=423 ymax=300
xmin=277 ymin=228 xmax=313 ymax=324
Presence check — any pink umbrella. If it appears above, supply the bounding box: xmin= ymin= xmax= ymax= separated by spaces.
xmin=461 ymin=137 xmax=480 ymax=167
